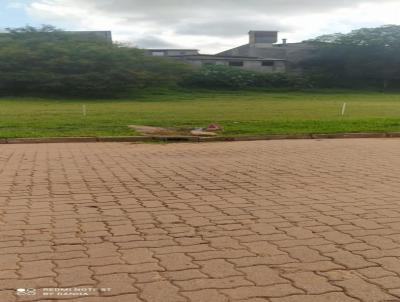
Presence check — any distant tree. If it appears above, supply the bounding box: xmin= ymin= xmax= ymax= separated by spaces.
xmin=5 ymin=25 xmax=61 ymax=33
xmin=301 ymin=25 xmax=400 ymax=89
xmin=310 ymin=25 xmax=400 ymax=47
xmin=0 ymin=26 xmax=192 ymax=97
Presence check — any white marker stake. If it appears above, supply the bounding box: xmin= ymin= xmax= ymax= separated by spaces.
xmin=82 ymin=105 xmax=86 ymax=117
xmin=341 ymin=102 xmax=347 ymax=116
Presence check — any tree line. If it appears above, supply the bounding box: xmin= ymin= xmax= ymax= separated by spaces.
xmin=300 ymin=25 xmax=400 ymax=90
xmin=1 ymin=25 xmax=400 ymax=97
xmin=0 ymin=26 xmax=192 ymax=97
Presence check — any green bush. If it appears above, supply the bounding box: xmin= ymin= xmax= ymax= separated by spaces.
xmin=0 ymin=26 xmax=192 ymax=97
xmin=300 ymin=25 xmax=400 ymax=90
xmin=181 ymin=65 xmax=310 ymax=89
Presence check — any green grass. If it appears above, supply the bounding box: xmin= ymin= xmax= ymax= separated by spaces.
xmin=2 ymin=90 xmax=400 ymax=138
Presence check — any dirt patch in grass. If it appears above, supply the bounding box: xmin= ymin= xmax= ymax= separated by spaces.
xmin=128 ymin=125 xmax=189 ymax=136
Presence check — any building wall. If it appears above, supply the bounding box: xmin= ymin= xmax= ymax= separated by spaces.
xmin=239 ymin=60 xmax=285 ymax=72
xmin=249 ymin=31 xmax=278 ymax=44
xmin=0 ymin=31 xmax=113 ymax=44
xmin=180 ymin=58 xmax=285 ymax=73
xmin=217 ymin=42 xmax=317 ymax=72
xmin=148 ymin=49 xmax=199 ymax=56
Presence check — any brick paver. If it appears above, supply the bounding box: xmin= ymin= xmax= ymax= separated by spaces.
xmin=1 ymin=139 xmax=400 ymax=301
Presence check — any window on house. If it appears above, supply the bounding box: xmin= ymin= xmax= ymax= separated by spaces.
xmin=262 ymin=61 xmax=274 ymax=67
xmin=229 ymin=61 xmax=244 ymax=67
xmin=151 ymin=51 xmax=165 ymax=56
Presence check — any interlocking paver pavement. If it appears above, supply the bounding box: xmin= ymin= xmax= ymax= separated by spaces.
xmin=1 ymin=139 xmax=400 ymax=302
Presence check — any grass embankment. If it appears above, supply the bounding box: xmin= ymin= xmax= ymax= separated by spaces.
xmin=1 ymin=90 xmax=400 ymax=138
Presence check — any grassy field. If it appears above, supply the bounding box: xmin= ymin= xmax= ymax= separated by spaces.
xmin=1 ymin=90 xmax=400 ymax=138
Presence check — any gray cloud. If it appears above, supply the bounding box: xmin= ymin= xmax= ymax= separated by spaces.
xmin=132 ymin=36 xmax=180 ymax=48
xmin=74 ymin=0 xmax=394 ymax=17
xmin=31 ymin=0 xmax=398 ymax=34
xmin=28 ymin=0 xmax=400 ymax=52
xmin=175 ymin=18 xmax=294 ymax=37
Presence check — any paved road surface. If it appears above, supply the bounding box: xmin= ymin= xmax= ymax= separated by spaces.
xmin=1 ymin=139 xmax=400 ymax=302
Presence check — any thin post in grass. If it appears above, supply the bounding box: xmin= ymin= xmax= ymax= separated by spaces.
xmin=341 ymin=102 xmax=347 ymax=116
xmin=82 ymin=104 xmax=86 ymax=117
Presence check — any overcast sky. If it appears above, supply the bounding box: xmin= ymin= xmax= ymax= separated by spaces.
xmin=1 ymin=0 xmax=400 ymax=53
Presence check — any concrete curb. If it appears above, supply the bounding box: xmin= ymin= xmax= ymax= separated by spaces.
xmin=0 ymin=132 xmax=399 ymax=144
xmin=5 ymin=137 xmax=98 ymax=144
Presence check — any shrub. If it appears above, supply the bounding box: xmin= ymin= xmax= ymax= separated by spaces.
xmin=0 ymin=26 xmax=192 ymax=97
xmin=181 ymin=65 xmax=310 ymax=90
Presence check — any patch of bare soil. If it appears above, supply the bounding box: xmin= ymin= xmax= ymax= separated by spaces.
xmin=128 ymin=125 xmax=189 ymax=136
xmin=129 ymin=124 xmax=222 ymax=137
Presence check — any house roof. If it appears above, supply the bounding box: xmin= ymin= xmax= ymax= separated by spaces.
xmin=0 ymin=30 xmax=112 ymax=43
